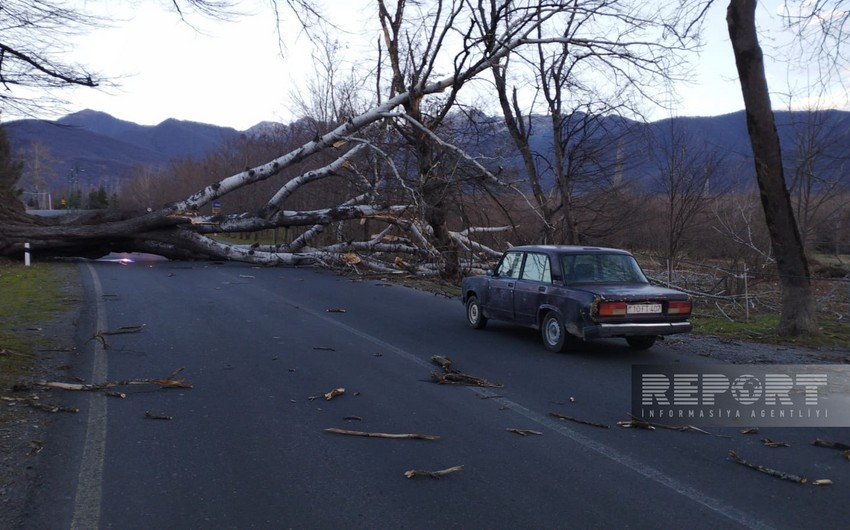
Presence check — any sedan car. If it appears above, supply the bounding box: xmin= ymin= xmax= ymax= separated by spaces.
xmin=461 ymin=245 xmax=692 ymax=352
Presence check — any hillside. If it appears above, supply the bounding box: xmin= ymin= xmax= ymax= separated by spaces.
xmin=5 ymin=110 xmax=243 ymax=193
xmin=5 ymin=108 xmax=849 ymax=200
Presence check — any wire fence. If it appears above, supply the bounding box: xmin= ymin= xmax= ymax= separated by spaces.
xmin=642 ymin=259 xmax=850 ymax=323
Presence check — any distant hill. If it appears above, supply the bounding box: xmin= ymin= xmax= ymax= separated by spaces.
xmin=5 ymin=110 xmax=244 ymax=193
xmin=509 ymin=109 xmax=850 ymax=193
xmin=5 ymin=108 xmax=849 ymax=200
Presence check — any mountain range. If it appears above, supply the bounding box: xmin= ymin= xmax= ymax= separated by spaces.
xmin=5 ymin=110 xmax=247 ymax=194
xmin=5 ymin=108 xmax=850 ymax=198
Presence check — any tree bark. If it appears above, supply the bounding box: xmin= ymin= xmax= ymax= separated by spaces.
xmin=726 ymin=0 xmax=818 ymax=336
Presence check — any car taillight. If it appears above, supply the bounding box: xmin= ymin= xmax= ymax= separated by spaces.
xmin=667 ymin=300 xmax=692 ymax=315
xmin=598 ymin=301 xmax=627 ymax=316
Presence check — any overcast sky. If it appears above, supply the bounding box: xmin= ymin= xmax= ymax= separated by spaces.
xmin=23 ymin=0 xmax=849 ymax=130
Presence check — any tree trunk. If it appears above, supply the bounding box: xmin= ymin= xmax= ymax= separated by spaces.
xmin=726 ymin=0 xmax=818 ymax=336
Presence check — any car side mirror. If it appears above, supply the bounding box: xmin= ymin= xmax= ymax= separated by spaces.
xmin=487 ymin=269 xmax=495 ymax=277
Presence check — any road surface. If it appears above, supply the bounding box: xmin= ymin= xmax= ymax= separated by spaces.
xmin=19 ymin=258 xmax=850 ymax=529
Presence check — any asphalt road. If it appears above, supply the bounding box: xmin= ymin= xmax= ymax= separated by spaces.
xmin=20 ymin=258 xmax=850 ymax=529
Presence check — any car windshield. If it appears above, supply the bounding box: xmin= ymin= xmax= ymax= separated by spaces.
xmin=561 ymin=253 xmax=648 ymax=284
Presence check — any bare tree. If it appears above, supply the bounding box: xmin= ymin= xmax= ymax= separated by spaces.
xmin=652 ymin=119 xmax=724 ymax=272
xmin=18 ymin=139 xmax=57 ymax=208
xmin=784 ymin=108 xmax=849 ymax=250
xmin=0 ymin=1 xmax=101 ymax=117
xmin=0 ymin=1 xmax=700 ymax=276
xmin=726 ymin=0 xmax=819 ymax=336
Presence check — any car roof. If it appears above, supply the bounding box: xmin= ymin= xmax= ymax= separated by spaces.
xmin=507 ymin=245 xmax=634 ymax=256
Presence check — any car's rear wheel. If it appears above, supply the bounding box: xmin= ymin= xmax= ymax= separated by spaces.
xmin=541 ymin=312 xmax=569 ymax=353
xmin=626 ymin=335 xmax=657 ymax=350
xmin=466 ymin=295 xmax=488 ymax=329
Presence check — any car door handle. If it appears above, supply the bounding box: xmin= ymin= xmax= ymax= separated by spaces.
xmin=538 ymin=286 xmax=547 ymax=293
xmin=507 ymin=282 xmax=514 ymax=288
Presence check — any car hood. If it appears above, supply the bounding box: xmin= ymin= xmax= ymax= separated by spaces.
xmin=568 ymin=282 xmax=688 ymax=300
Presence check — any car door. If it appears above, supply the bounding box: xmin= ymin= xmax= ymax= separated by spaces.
xmin=513 ymin=252 xmax=553 ymax=325
xmin=487 ymin=251 xmax=524 ymax=320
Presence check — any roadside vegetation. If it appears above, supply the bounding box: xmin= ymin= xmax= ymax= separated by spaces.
xmin=0 ymin=260 xmax=77 ymax=408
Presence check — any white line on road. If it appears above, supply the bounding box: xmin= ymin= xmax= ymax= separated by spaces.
xmin=294 ymin=300 xmax=774 ymax=530
xmin=70 ymin=263 xmax=108 ymax=530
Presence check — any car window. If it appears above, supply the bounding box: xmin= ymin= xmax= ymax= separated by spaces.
xmin=562 ymin=253 xmax=648 ymax=283
xmin=496 ymin=252 xmax=523 ymax=279
xmin=520 ymin=252 xmax=552 ymax=283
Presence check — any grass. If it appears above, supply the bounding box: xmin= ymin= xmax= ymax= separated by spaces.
xmin=691 ymin=310 xmax=850 ymax=348
xmin=0 ymin=260 xmax=78 ymax=397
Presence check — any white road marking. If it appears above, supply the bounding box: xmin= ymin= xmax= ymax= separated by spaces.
xmin=70 ymin=263 xmax=108 ymax=530
xmin=296 ymin=300 xmax=774 ymax=530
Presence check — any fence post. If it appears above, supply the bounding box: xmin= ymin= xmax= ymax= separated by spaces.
xmin=24 ymin=242 xmax=31 ymax=267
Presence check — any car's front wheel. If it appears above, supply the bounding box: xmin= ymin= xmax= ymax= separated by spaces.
xmin=541 ymin=312 xmax=570 ymax=353
xmin=466 ymin=295 xmax=488 ymax=329
xmin=626 ymin=335 xmax=657 ymax=350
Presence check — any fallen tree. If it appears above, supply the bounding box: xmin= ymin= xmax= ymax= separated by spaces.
xmin=0 ymin=1 xmax=695 ymax=277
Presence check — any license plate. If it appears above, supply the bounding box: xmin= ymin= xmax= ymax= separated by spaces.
xmin=627 ymin=303 xmax=662 ymax=314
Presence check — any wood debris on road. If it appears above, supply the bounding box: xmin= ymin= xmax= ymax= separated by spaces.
xmin=618 ymin=414 xmax=726 ymax=437
xmin=812 ymin=438 xmax=850 ymax=451
xmin=429 ymin=355 xmax=503 ymax=388
xmin=99 ymin=324 xmax=147 ymax=335
xmin=404 ymin=465 xmax=463 ymax=479
xmin=431 ymin=355 xmax=457 ymax=373
xmin=36 ymin=367 xmax=192 ymax=392
xmin=728 ymin=450 xmax=807 ymax=484
xmin=144 ymin=411 xmax=173 ymax=420
xmin=90 ymin=324 xmax=146 ymax=348
xmin=760 ymin=438 xmax=790 ymax=448
xmin=431 ymin=371 xmax=503 ymax=387
xmin=549 ymin=411 xmax=609 ymax=429
xmin=616 ymin=418 xmax=655 ymax=430
xmin=325 ymin=387 xmax=345 ymax=400
xmin=325 ymin=427 xmax=439 ymax=441
xmin=812 ymin=438 xmax=850 ymax=460
xmin=507 ymin=428 xmax=542 ymax=436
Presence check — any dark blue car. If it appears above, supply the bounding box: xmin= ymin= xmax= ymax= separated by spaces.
xmin=461 ymin=245 xmax=692 ymax=352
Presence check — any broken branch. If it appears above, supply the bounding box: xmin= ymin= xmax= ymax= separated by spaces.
xmin=549 ymin=411 xmax=609 ymax=429
xmin=404 ymin=465 xmax=464 ymax=479
xmin=429 ymin=356 xmax=502 ymax=387
xmin=90 ymin=324 xmax=146 ymax=349
xmin=507 ymin=428 xmax=542 ymax=436
xmin=623 ymin=414 xmax=726 ymax=437
xmin=431 ymin=371 xmax=503 ymax=388
xmin=812 ymin=438 xmax=850 ymax=451
xmin=728 ymin=450 xmax=807 ymax=484
xmin=100 ymin=324 xmax=146 ymax=335
xmin=37 ymin=368 xmax=193 ymax=392
xmin=616 ymin=419 xmax=656 ymax=430
xmin=325 ymin=427 xmax=439 ymax=441
xmin=431 ymin=355 xmax=457 ymax=373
